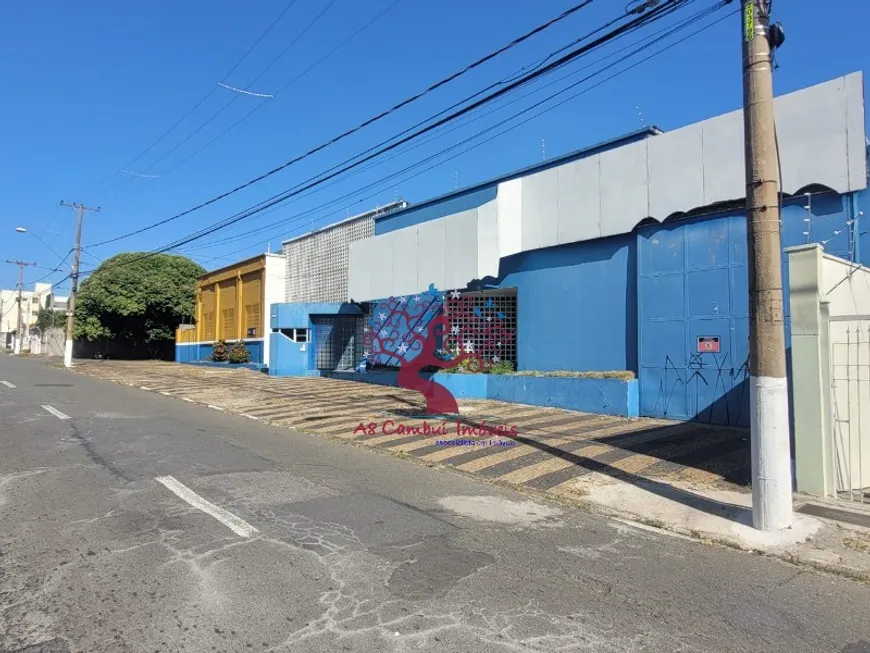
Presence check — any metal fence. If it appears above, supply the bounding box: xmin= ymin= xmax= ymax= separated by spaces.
xmin=829 ymin=316 xmax=870 ymax=503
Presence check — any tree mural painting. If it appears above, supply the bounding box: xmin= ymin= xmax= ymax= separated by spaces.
xmin=362 ymin=284 xmax=514 ymax=415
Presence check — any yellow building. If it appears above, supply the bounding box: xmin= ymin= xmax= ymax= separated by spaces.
xmin=175 ymin=253 xmax=285 ymax=365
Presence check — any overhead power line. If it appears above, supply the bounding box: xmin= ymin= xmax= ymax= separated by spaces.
xmin=88 ymin=0 xmax=602 ymax=247
xmin=114 ymin=0 xmax=339 ymax=186
xmin=155 ymin=1 xmax=687 ymax=249
xmin=181 ymin=1 xmax=734 ymax=260
xmin=150 ymin=0 xmax=406 ymax=182
xmin=94 ymin=0 xmax=300 ymax=190
xmin=89 ymin=0 xmax=697 ymax=272
xmin=182 ymin=1 xmax=722 ymax=254
xmin=24 ymin=250 xmax=73 ymax=286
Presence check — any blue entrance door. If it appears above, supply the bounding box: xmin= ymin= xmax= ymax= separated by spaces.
xmin=637 ymin=214 xmax=750 ymax=426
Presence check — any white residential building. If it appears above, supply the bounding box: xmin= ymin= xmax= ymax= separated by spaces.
xmin=0 ymin=282 xmax=53 ymax=347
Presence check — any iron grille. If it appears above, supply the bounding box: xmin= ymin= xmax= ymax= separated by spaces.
xmin=312 ymin=315 xmax=365 ymax=371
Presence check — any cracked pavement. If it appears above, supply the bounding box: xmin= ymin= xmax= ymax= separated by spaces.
xmin=2 ymin=355 xmax=870 ymax=652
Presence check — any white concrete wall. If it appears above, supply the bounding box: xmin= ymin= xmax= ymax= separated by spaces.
xmin=822 ymin=253 xmax=870 ymax=495
xmin=263 ymin=254 xmax=287 ymax=366
xmin=789 ymin=244 xmax=870 ymax=497
xmin=351 ymin=72 xmax=867 ymax=302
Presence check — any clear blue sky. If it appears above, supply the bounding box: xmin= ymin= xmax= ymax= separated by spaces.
xmin=0 ymin=0 xmax=866 ymax=291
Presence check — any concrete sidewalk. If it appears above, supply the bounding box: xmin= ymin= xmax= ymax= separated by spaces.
xmin=70 ymin=360 xmax=870 ymax=580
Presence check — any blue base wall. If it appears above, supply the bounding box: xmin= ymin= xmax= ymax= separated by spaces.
xmin=175 ymin=339 xmax=264 ymax=365
xmin=321 ymin=371 xmax=638 ymax=418
xmin=184 ymin=361 xmax=267 ymax=371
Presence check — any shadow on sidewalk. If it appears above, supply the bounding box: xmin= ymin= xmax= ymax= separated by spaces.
xmin=457 ymin=415 xmax=753 ymax=523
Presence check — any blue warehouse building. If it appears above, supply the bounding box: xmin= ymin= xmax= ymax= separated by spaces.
xmin=263 ymin=72 xmax=868 ymax=425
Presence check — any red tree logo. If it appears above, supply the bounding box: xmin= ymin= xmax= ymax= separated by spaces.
xmin=362 ymin=284 xmax=514 ymax=415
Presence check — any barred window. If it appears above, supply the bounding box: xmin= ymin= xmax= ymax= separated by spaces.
xmin=245 ymin=303 xmax=261 ymax=337
xmin=203 ymin=312 xmax=216 ymax=341
xmin=221 ymin=308 xmax=235 ymax=340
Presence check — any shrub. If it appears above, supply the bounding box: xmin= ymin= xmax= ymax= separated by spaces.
xmin=228 ymin=342 xmax=251 ymax=364
xmin=488 ymin=360 xmax=515 ymax=375
xmin=211 ymin=339 xmax=228 ymax=362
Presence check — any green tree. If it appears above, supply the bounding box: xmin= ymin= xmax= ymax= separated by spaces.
xmin=36 ymin=307 xmax=66 ymax=331
xmin=74 ymin=253 xmax=205 ymax=354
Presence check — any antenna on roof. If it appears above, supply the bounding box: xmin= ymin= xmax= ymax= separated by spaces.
xmin=542 ymin=139 xmax=546 ymax=161
xmin=454 ymin=171 xmax=458 ymax=190
xmin=636 ymin=105 xmax=646 ymax=127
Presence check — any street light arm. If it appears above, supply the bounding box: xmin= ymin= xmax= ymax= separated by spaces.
xmin=15 ymin=227 xmax=67 ymax=270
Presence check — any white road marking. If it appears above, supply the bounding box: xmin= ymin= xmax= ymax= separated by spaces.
xmin=155 ymin=475 xmax=258 ymax=538
xmin=1 ymin=381 xmax=15 ymax=388
xmin=41 ymin=405 xmax=70 ymax=420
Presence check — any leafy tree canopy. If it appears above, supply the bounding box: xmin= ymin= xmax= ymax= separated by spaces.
xmin=74 ymin=253 xmax=205 ymax=345
xmin=36 ymin=307 xmax=66 ymax=331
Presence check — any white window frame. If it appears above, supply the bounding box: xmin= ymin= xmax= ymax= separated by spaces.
xmin=278 ymin=327 xmax=310 ymax=343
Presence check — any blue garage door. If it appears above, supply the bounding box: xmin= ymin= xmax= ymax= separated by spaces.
xmin=638 ymin=214 xmax=750 ymax=426
xmin=638 ymin=194 xmax=856 ymax=427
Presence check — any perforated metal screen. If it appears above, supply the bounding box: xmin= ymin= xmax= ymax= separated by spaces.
xmin=282 ymin=202 xmax=406 ymax=304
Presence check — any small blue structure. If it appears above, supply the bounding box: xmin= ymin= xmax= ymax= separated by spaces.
xmin=268 ymin=302 xmax=367 ymax=377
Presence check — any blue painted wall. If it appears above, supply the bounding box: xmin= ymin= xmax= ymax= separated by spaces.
xmin=269 ymin=302 xmax=365 ymax=375
xmin=637 ymin=190 xmax=859 ymax=426
xmin=322 ymin=370 xmax=639 ymax=417
xmin=176 ymin=339 xmax=264 ymax=365
xmin=268 ymin=332 xmax=309 ymax=376
xmin=270 ymin=302 xmax=363 ymax=330
xmin=497 ymin=233 xmax=637 ymax=373
xmin=487 ymin=375 xmax=639 ymax=418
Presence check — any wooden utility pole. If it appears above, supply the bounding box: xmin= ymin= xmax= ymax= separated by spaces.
xmin=59 ymin=201 xmax=100 ymax=368
xmin=5 ymin=260 xmax=36 ymax=354
xmin=741 ymin=0 xmax=792 ymax=531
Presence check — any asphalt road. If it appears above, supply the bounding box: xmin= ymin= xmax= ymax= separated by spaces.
xmin=1 ymin=355 xmax=869 ymax=653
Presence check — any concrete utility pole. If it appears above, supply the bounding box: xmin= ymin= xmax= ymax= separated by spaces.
xmin=59 ymin=201 xmax=100 ymax=368
xmin=741 ymin=0 xmax=792 ymax=531
xmin=5 ymin=260 xmax=36 ymax=354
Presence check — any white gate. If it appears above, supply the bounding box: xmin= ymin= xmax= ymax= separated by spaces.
xmin=829 ymin=316 xmax=870 ymax=502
